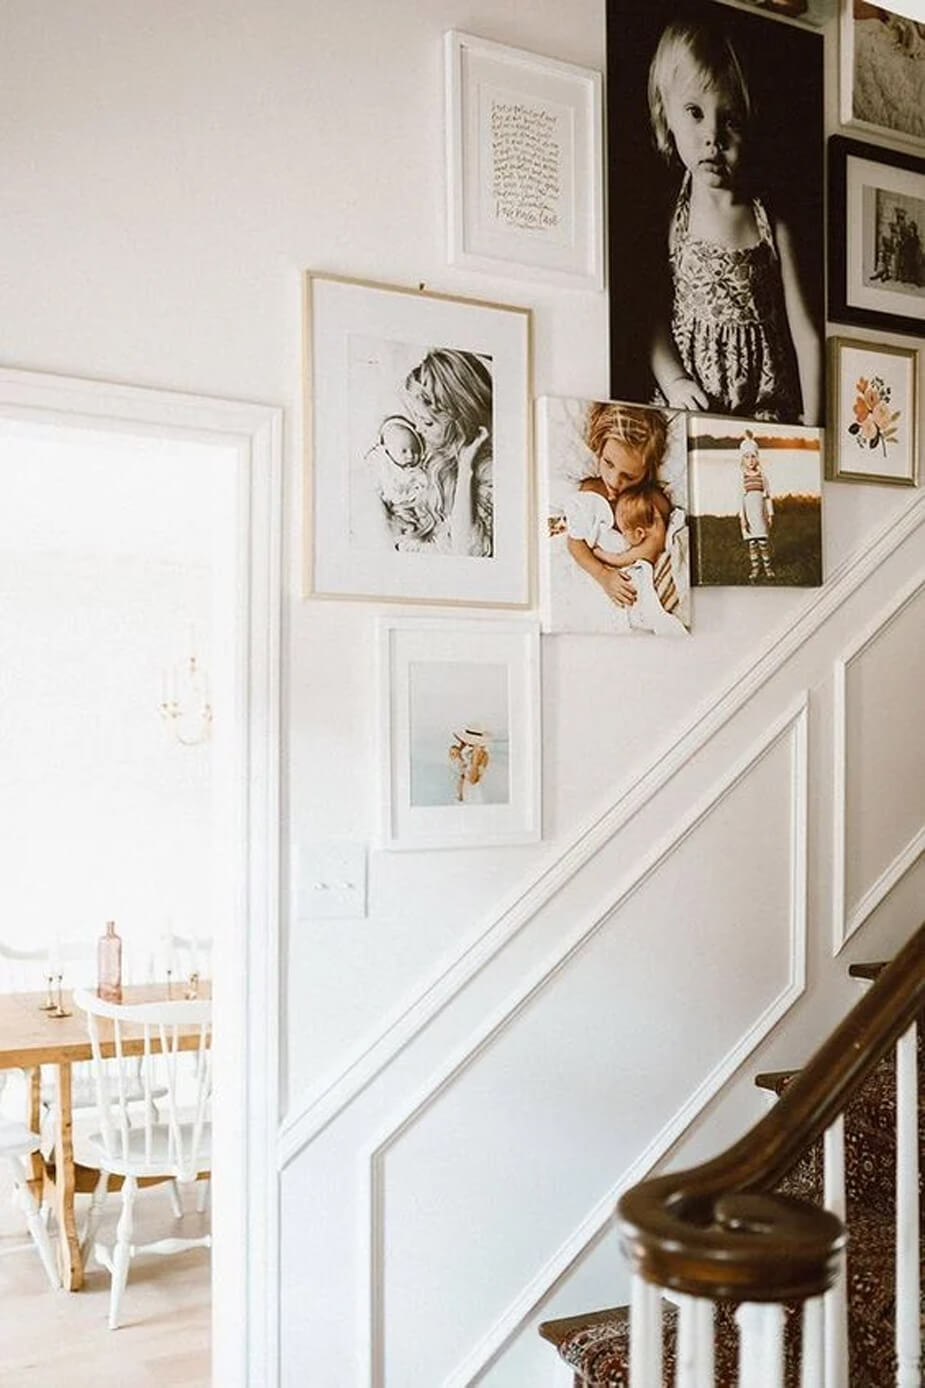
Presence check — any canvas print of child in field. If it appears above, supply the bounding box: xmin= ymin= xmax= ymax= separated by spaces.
xmin=687 ymin=415 xmax=822 ymax=586
xmin=537 ymin=397 xmax=691 ymax=634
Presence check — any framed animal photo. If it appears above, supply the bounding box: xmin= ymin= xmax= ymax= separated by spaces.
xmin=536 ymin=396 xmax=690 ymax=635
xmin=827 ymin=337 xmax=918 ymax=485
xmin=688 ymin=415 xmax=823 ymax=586
xmin=840 ymin=2 xmax=925 ymax=148
xmin=377 ymin=618 xmax=541 ymax=850
xmin=303 ymin=273 xmax=532 ymax=607
xmin=605 ymin=0 xmax=825 ymax=428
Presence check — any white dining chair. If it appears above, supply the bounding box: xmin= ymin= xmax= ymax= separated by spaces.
xmin=160 ymin=931 xmax=213 ymax=989
xmin=0 ymin=938 xmax=104 ymax=1148
xmin=0 ymin=1119 xmax=61 ymax=1289
xmin=159 ymin=931 xmax=213 ymax=1214
xmin=0 ymin=944 xmax=63 ymax=1287
xmin=72 ymin=988 xmax=212 ymax=1329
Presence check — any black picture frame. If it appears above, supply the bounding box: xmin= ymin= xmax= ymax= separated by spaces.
xmin=605 ymin=0 xmax=825 ymax=428
xmin=828 ymin=135 xmax=925 ymax=340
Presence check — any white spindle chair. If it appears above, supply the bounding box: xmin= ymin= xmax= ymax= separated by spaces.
xmin=0 ymin=1117 xmax=60 ymax=1289
xmin=0 ymin=944 xmax=63 ymax=1288
xmin=161 ymin=931 xmax=213 ymax=988
xmin=160 ymin=932 xmax=212 ymax=1214
xmin=72 ymin=988 xmax=212 ymax=1329
xmin=0 ymin=939 xmax=98 ymax=1130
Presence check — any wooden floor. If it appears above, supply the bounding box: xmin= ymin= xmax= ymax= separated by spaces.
xmin=0 ymin=1171 xmax=210 ymax=1387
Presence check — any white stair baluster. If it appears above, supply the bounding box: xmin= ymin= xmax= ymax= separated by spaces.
xmin=895 ymin=1022 xmax=920 ymax=1388
xmin=823 ymin=1112 xmax=848 ymax=1388
xmin=629 ymin=1273 xmax=662 ymax=1388
xmin=676 ymin=1293 xmax=714 ymax=1387
xmin=736 ymin=1303 xmax=785 ymax=1387
xmin=800 ymin=1295 xmax=824 ymax=1388
xmin=551 ymin=1356 xmax=574 ymax=1388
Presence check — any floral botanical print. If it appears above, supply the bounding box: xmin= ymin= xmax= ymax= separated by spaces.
xmin=849 ymin=374 xmax=900 ymax=457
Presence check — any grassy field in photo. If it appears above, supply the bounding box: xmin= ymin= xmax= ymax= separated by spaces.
xmin=690 ymin=496 xmax=822 ymax=587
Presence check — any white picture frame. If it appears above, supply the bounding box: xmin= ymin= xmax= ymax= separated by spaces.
xmin=378 ymin=617 xmax=541 ymax=850
xmin=444 ymin=31 xmax=604 ymax=290
xmin=303 ymin=273 xmax=532 ymax=607
xmin=827 ymin=336 xmax=918 ymax=486
xmin=839 ymin=1 xmax=925 ymax=149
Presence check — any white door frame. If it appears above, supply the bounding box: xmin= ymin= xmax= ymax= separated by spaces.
xmin=0 ymin=366 xmax=282 ymax=1387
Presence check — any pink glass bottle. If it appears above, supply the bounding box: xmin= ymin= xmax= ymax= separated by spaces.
xmin=97 ymin=921 xmax=123 ymax=1003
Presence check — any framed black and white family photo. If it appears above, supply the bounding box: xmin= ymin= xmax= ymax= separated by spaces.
xmin=605 ymin=0 xmax=826 ymax=429
xmin=828 ymin=135 xmax=925 ymax=339
xmin=303 ymin=273 xmax=532 ymax=607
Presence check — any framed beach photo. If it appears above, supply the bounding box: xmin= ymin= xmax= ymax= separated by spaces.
xmin=827 ymin=337 xmax=918 ymax=485
xmin=303 ymin=273 xmax=532 ymax=607
xmin=378 ymin=617 xmax=541 ymax=850
xmin=605 ymin=0 xmax=825 ymax=427
xmin=536 ymin=396 xmax=691 ymax=635
xmin=444 ymin=32 xmax=604 ymax=289
xmin=688 ymin=415 xmax=823 ymax=586
xmin=828 ymin=136 xmax=925 ymax=339
xmin=840 ymin=2 xmax=925 ymax=148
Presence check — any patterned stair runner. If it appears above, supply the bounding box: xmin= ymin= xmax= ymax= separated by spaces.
xmin=539 ymin=1001 xmax=923 ymax=1386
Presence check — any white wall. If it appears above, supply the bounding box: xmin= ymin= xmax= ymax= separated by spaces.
xmin=1 ymin=4 xmax=923 ymax=1387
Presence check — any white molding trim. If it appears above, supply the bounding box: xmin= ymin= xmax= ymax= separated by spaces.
xmin=279 ymin=496 xmax=923 ymax=1167
xmin=359 ymin=697 xmax=809 ymax=1388
xmin=832 ymin=572 xmax=925 ymax=955
xmin=0 ymin=367 xmax=282 ymax=1388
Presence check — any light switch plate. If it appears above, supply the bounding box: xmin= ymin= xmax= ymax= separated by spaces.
xmin=294 ymin=841 xmax=367 ymax=919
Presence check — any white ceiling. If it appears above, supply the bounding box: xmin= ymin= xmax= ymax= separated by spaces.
xmin=0 ymin=419 xmax=227 ymax=566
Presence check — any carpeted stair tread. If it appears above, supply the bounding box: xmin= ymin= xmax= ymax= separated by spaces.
xmin=848 ymin=962 xmax=887 ymax=981
xmin=543 ymin=967 xmax=922 ymax=1384
xmin=758 ymin=1043 xmax=924 ymax=1221
xmin=551 ymin=1205 xmax=901 ymax=1386
xmin=539 ymin=1305 xmax=627 ymax=1349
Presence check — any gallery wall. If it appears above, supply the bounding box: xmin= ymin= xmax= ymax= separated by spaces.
xmin=1 ymin=2 xmax=923 ymax=1386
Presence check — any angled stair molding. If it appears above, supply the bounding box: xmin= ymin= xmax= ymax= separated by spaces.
xmin=358 ymin=696 xmax=808 ymax=1388
xmin=832 ymin=570 xmax=925 ymax=955
xmin=279 ymin=495 xmax=924 ymax=1168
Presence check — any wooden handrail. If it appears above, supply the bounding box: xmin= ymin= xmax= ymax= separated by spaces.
xmin=618 ymin=924 xmax=924 ymax=1303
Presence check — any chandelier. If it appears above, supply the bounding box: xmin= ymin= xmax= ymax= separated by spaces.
xmin=158 ymin=652 xmax=213 ymax=747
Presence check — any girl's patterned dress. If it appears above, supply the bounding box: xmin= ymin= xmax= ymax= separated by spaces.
xmin=666 ymin=175 xmax=801 ymax=423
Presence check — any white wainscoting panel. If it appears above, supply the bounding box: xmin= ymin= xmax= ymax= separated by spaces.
xmin=280 ymin=499 xmax=923 ymax=1164
xmin=359 ymin=700 xmax=808 ymax=1388
xmin=832 ymin=576 xmax=925 ymax=952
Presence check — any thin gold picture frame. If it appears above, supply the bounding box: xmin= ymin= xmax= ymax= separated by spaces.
xmin=302 ymin=271 xmax=534 ymax=607
xmin=826 ymin=336 xmax=919 ymax=486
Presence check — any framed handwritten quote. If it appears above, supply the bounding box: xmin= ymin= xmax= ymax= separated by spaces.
xmin=444 ymin=32 xmax=604 ymax=290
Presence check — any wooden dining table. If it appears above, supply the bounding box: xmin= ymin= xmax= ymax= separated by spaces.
xmin=0 ymin=982 xmax=210 ymax=1291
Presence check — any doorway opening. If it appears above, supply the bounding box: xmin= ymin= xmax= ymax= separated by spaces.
xmin=0 ymin=370 xmax=281 ymax=1387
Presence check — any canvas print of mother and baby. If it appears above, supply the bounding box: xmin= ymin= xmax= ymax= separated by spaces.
xmin=537 ymin=397 xmax=691 ymax=636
